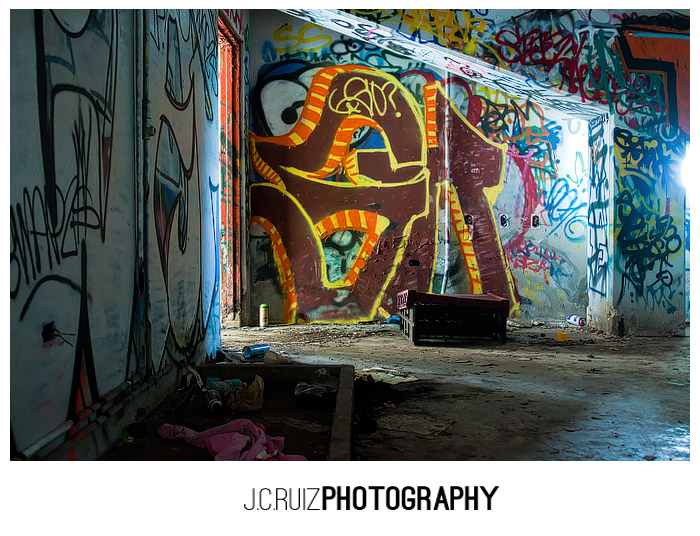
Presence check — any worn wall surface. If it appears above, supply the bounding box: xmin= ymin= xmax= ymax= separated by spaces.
xmin=246 ymin=9 xmax=688 ymax=333
xmin=10 ymin=9 xmax=221 ymax=457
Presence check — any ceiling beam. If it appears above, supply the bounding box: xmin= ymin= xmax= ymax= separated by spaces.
xmin=280 ymin=8 xmax=607 ymax=120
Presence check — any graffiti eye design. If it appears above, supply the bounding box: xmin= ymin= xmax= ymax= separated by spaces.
xmin=260 ymin=80 xmax=309 ymax=136
xmin=500 ymin=214 xmax=508 ymax=227
xmin=532 ymin=215 xmax=540 ymax=228
xmin=281 ymin=100 xmax=306 ymax=125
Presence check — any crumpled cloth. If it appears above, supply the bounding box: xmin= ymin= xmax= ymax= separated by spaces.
xmin=157 ymin=419 xmax=307 ymax=461
xmin=226 ymin=375 xmax=264 ymax=412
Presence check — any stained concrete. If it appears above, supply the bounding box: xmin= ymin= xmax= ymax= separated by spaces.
xmin=221 ymin=321 xmax=690 ymax=461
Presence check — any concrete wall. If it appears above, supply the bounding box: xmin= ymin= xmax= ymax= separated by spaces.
xmin=246 ymin=9 xmax=689 ymax=334
xmin=10 ymin=9 xmax=221 ymax=459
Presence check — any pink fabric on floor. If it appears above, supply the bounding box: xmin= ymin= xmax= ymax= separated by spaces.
xmin=157 ymin=419 xmax=307 ymax=461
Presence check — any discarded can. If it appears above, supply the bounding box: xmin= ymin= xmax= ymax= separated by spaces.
xmin=205 ymin=377 xmax=245 ymax=391
xmin=204 ymin=389 xmax=223 ymax=412
xmin=566 ymin=314 xmax=586 ymax=327
xmin=243 ymin=343 xmax=270 ymax=359
xmin=259 ymin=303 xmax=269 ymax=327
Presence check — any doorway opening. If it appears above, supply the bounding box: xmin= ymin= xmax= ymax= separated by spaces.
xmin=218 ymin=14 xmax=243 ymax=326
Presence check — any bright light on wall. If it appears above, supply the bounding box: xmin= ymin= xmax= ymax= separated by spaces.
xmin=681 ymin=146 xmax=693 ymax=208
xmin=681 ymin=148 xmax=691 ymax=189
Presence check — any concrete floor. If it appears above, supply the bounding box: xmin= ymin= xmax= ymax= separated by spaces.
xmin=221 ymin=321 xmax=690 ymax=461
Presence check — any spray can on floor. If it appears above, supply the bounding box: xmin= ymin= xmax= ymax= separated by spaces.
xmin=259 ymin=303 xmax=269 ymax=327
xmin=566 ymin=314 xmax=586 ymax=327
xmin=204 ymin=389 xmax=223 ymax=413
xmin=205 ymin=377 xmax=245 ymax=392
xmin=243 ymin=344 xmax=270 ymax=359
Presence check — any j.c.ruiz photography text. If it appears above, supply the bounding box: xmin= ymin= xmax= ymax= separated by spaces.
xmin=243 ymin=485 xmax=499 ymax=511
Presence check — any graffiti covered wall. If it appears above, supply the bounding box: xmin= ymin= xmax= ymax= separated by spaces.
xmin=246 ymin=10 xmax=595 ymax=324
xmin=10 ymin=9 xmax=221 ymax=457
xmin=146 ymin=9 xmax=221 ymax=367
xmin=247 ymin=8 xmax=689 ymax=333
xmin=347 ymin=8 xmax=690 ymax=334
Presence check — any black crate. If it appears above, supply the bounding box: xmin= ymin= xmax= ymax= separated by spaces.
xmin=397 ymin=290 xmax=508 ymax=345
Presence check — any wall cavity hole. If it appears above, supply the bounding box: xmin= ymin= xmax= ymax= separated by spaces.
xmin=42 ymin=322 xmax=56 ymax=343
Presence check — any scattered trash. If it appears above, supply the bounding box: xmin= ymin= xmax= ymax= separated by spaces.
xmin=514 ymin=356 xmax=532 ymax=361
xmin=643 ymin=455 xmax=657 ymax=461
xmin=259 ymin=303 xmax=269 ymax=327
xmin=205 ymin=377 xmax=245 ymax=391
xmin=294 ymin=384 xmax=327 ymax=399
xmin=181 ymin=360 xmax=227 ymax=413
xmin=355 ymin=367 xmax=419 ymax=384
xmin=566 ymin=314 xmax=586 ymax=327
xmin=264 ymin=350 xmax=294 ymax=364
xmin=294 ymin=382 xmax=337 ymax=406
xmin=227 ymin=375 xmax=265 ymax=412
xmin=215 ymin=350 xmax=245 ymax=363
xmin=376 ymin=413 xmax=454 ymax=439
xmin=386 ymin=315 xmax=401 ymax=325
xmin=243 ymin=344 xmax=270 ymax=359
xmin=205 ymin=388 xmax=223 ymax=413
xmin=157 ymin=419 xmax=306 ymax=461
xmin=564 ymin=427 xmax=582 ymax=432
xmin=556 ymin=332 xmax=568 ymax=342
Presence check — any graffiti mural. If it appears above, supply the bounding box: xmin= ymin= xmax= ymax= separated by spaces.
xmin=349 ymin=9 xmax=690 ymax=135
xmin=613 ymin=127 xmax=685 ymax=315
xmin=587 ymin=116 xmax=612 ymax=298
xmin=249 ymin=8 xmax=688 ymax=328
xmin=147 ymin=9 xmax=220 ymax=369
xmin=10 ymin=9 xmax=221 ymax=457
xmin=10 ymin=9 xmax=137 ymax=453
xmin=247 ymin=58 xmax=521 ymax=322
xmin=271 ymin=8 xmax=689 ymax=329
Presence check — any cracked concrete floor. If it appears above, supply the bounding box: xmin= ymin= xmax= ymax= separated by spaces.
xmin=221 ymin=321 xmax=690 ymax=461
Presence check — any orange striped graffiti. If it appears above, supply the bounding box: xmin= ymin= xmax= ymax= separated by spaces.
xmin=250 ymin=64 xmax=519 ymax=322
